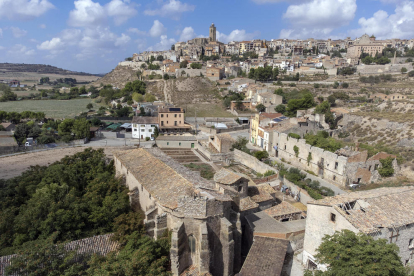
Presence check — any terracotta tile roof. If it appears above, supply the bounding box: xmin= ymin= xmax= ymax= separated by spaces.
xmin=309 ymin=187 xmax=414 ymax=233
xmin=264 ymin=201 xmax=302 ymax=217
xmin=240 ymin=197 xmax=259 ymax=211
xmin=113 ymin=148 xmax=217 ymax=210
xmin=248 ymin=185 xmax=274 ymax=203
xmin=132 ymin=116 xmax=159 ymax=124
xmin=259 ymin=113 xmax=282 ymax=120
xmin=238 ymin=236 xmax=288 ymax=276
xmin=367 ymin=152 xmax=396 ymax=161
xmin=214 ymin=168 xmax=245 ymax=185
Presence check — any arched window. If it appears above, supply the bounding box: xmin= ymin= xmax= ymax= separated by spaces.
xmin=188 ymin=235 xmax=196 ymax=254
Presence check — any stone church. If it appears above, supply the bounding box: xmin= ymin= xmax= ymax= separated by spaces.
xmin=114 ymin=148 xmax=255 ymax=276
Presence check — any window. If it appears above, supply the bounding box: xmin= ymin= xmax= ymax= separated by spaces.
xmin=167 ymin=142 xmax=169 ymax=145
xmin=174 ymin=114 xmax=177 ymax=117
xmin=335 ymin=162 xmax=338 ymax=170
xmin=167 ymin=114 xmax=169 ymax=117
xmin=141 ymin=129 xmax=145 ymax=132
xmin=179 ymin=142 xmax=181 ymax=146
xmin=188 ymin=235 xmax=196 ymax=254
xmin=161 ymin=121 xmax=164 ymax=126
xmin=161 ymin=114 xmax=164 ymax=118
xmin=148 ymin=129 xmax=152 ymax=133
xmin=134 ymin=129 xmax=137 ymax=132
xmin=390 ymin=230 xmax=399 ymax=243
xmin=330 ymin=213 xmax=336 ymax=222
xmin=151 ymin=125 xmax=156 ymax=127
xmin=238 ymin=186 xmax=243 ymax=192
xmin=333 ymin=175 xmax=336 ymax=181
xmin=179 ymin=114 xmax=181 ymax=117
xmin=174 ymin=121 xmax=177 ymax=126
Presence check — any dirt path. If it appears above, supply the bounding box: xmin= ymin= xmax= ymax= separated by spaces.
xmin=0 ymin=147 xmax=120 ymax=180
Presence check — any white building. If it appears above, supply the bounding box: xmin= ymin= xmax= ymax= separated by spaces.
xmin=303 ymin=187 xmax=414 ymax=270
xmin=132 ymin=116 xmax=159 ymax=140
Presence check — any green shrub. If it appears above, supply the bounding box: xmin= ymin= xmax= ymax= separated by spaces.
xmin=288 ymin=133 xmax=301 ymax=139
xmin=293 ymin=145 xmax=299 ymax=157
xmin=254 ymin=150 xmax=269 ymax=160
xmin=378 ymin=157 xmax=395 ymax=177
xmin=145 ymin=137 xmax=150 ymax=141
xmin=264 ymin=170 xmax=276 ymax=177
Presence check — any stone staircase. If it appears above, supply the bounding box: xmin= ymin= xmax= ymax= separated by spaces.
xmin=161 ymin=148 xmax=203 ymax=164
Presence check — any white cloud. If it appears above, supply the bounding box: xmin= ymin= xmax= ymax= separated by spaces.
xmin=115 ymin=33 xmax=131 ymax=46
xmin=217 ymin=29 xmax=260 ymax=43
xmin=0 ymin=28 xmax=2 ymax=37
xmin=39 ymin=24 xmax=46 ymax=29
xmin=252 ymin=0 xmax=309 ymax=3
xmin=37 ymin=37 xmax=64 ymax=52
xmin=144 ymin=0 xmax=195 ymax=20
xmin=0 ymin=0 xmax=54 ymax=20
xmin=147 ymin=35 xmax=176 ymax=51
xmin=349 ymin=1 xmax=414 ymax=39
xmin=279 ymin=0 xmax=357 ymax=38
xmin=0 ymin=46 xmax=5 ymax=50
xmin=60 ymin=29 xmax=83 ymax=43
xmin=68 ymin=0 xmax=137 ymax=27
xmin=8 ymin=44 xmax=35 ymax=56
xmin=128 ymin=28 xmax=147 ymax=36
xmin=179 ymin=27 xmax=196 ymax=42
xmin=105 ymin=0 xmax=138 ymax=26
xmin=149 ymin=20 xmax=166 ymax=37
xmin=135 ymin=38 xmax=147 ymax=51
xmin=10 ymin=27 xmax=27 ymax=38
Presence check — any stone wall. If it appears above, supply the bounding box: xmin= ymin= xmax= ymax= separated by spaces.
xmin=175 ymin=68 xmax=205 ymax=78
xmin=357 ymin=63 xmax=414 ymax=75
xmin=196 ymin=143 xmax=234 ymax=163
xmin=283 ymin=178 xmax=313 ymax=205
xmin=233 ymin=149 xmax=276 ymax=174
xmin=275 ymin=132 xmax=348 ymax=187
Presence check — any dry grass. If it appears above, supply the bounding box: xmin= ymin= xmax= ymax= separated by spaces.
xmin=0 ymin=99 xmax=93 ymax=118
xmin=185 ymin=103 xmax=236 ymax=118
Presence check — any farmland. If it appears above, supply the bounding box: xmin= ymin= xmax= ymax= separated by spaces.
xmin=0 ymin=99 xmax=94 ymax=118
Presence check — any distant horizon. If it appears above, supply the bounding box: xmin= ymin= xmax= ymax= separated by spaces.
xmin=1 ymin=0 xmax=413 ymax=73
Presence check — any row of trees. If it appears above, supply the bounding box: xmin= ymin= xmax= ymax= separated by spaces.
xmin=1 ymin=149 xmax=171 ymax=275
xmin=248 ymin=66 xmax=279 ymax=82
xmin=0 ymin=110 xmax=46 ymax=124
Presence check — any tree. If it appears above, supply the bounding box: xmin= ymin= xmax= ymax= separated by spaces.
xmin=79 ymin=86 xmax=87 ymax=94
xmin=154 ymin=126 xmax=159 ymax=138
xmin=157 ymin=55 xmax=164 ymax=61
xmin=401 ymin=67 xmax=408 ymax=73
xmin=313 ymin=229 xmax=407 ymax=276
xmin=315 ymin=101 xmax=331 ymax=114
xmin=256 ymin=103 xmax=266 ymax=112
xmin=327 ymin=95 xmax=336 ymax=105
xmin=0 ymin=86 xmax=17 ymax=102
xmin=341 ymin=82 xmax=349 ymax=88
xmin=132 ymin=92 xmax=144 ymax=102
xmin=86 ymin=103 xmax=93 ymax=110
xmin=275 ymin=104 xmax=286 ymax=114
xmin=144 ymin=93 xmax=157 ymax=102
xmin=253 ymin=151 xmax=269 ymax=161
xmin=180 ymin=60 xmax=188 ymax=68
xmin=124 ymin=80 xmax=146 ymax=95
xmin=163 ymin=73 xmax=170 ymax=80
xmin=72 ymin=118 xmax=91 ymax=139
xmin=14 ymin=124 xmax=30 ymax=145
xmin=378 ymin=157 xmax=395 ymax=177
xmin=231 ymin=136 xmax=249 ymax=153
xmin=58 ymin=118 xmax=75 ymax=137
xmin=190 ymin=63 xmax=202 ymax=69
xmin=140 ymin=63 xmax=147 ymax=69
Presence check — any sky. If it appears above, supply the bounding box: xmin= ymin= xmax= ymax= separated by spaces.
xmin=0 ymin=0 xmax=413 ymax=74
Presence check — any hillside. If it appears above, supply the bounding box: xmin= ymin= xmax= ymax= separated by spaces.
xmin=98 ymin=64 xmax=221 ymax=105
xmin=95 ymin=65 xmax=138 ymax=88
xmin=0 ymin=63 xmax=100 ymax=76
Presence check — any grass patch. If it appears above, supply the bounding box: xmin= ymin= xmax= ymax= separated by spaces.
xmin=184 ymin=163 xmax=215 ymax=180
xmin=0 ymin=99 xmax=94 ymax=118
xmin=185 ymin=103 xmax=236 ymax=117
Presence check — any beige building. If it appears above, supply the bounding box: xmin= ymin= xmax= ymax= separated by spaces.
xmin=348 ymin=34 xmax=384 ymax=58
xmin=209 ymin=133 xmax=236 ymax=153
xmin=158 ymin=107 xmax=191 ymax=133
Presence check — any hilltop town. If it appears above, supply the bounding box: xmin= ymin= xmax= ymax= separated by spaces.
xmin=1 ymin=22 xmax=414 ymax=276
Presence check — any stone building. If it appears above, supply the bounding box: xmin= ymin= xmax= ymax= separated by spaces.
xmin=209 ymin=23 xmax=217 ymax=42
xmin=347 ymin=34 xmax=384 ymax=59
xmin=273 ymin=132 xmax=400 ymax=187
xmin=208 ymin=134 xmax=236 ymax=153
xmin=303 ymin=187 xmax=414 ymax=270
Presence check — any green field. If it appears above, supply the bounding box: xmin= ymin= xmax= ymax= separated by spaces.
xmin=0 ymin=99 xmax=94 ymax=118
xmin=185 ymin=103 xmax=236 ymax=118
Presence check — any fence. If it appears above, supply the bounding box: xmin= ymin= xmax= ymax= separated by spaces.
xmin=0 ymin=140 xmax=84 ymax=157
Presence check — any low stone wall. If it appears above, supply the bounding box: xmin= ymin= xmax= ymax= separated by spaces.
xmin=233 ymin=149 xmax=276 ymax=174
xmin=175 ymin=68 xmax=205 ymax=78
xmin=195 ymin=143 xmax=233 ymax=162
xmin=283 ymin=178 xmax=313 ymax=205
xmin=357 ymin=63 xmax=414 ymax=75
xmin=198 ymin=125 xmax=249 ymax=135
